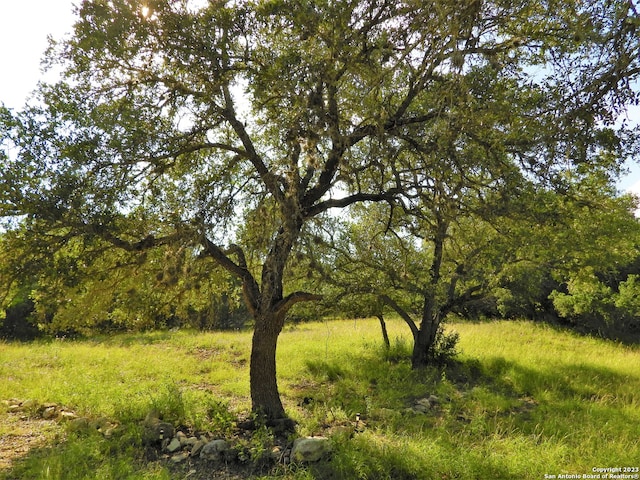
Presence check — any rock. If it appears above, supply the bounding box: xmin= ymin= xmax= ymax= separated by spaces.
xmin=191 ymin=439 xmax=206 ymax=457
xmin=200 ymin=439 xmax=230 ymax=462
xmin=270 ymin=446 xmax=282 ymax=462
xmin=184 ymin=436 xmax=198 ymax=447
xmin=102 ymin=426 xmax=118 ymax=438
xmin=58 ymin=410 xmax=78 ymax=421
xmin=291 ymin=436 xmax=331 ymax=463
xmin=142 ymin=421 xmax=175 ymax=445
xmin=68 ymin=417 xmax=91 ymax=433
xmin=89 ymin=417 xmax=110 ymax=431
xmin=171 ymin=452 xmax=190 ymax=464
xmin=222 ymin=447 xmax=237 ymax=462
xmin=409 ymin=396 xmax=440 ymax=414
xmin=270 ymin=445 xmax=292 ymax=464
xmin=166 ymin=437 xmax=182 ymax=453
xmin=413 ymin=398 xmax=432 ymax=413
xmin=42 ymin=406 xmax=58 ymax=420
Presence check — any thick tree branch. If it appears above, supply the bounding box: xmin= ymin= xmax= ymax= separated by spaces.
xmin=221 ymin=84 xmax=286 ymax=205
xmin=379 ymin=294 xmax=419 ymax=339
xmin=76 ymin=223 xmax=183 ymax=253
xmin=273 ymin=291 xmax=323 ymax=317
xmin=302 ymin=81 xmax=345 ymax=206
xmin=304 ymin=190 xmax=401 ymax=218
xmin=200 ymin=236 xmax=260 ymax=315
xmin=442 ymin=283 xmax=484 ymax=317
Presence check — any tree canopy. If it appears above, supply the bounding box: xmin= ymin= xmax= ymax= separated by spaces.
xmin=2 ymin=0 xmax=640 ymax=419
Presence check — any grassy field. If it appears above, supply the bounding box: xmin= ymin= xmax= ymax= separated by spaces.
xmin=0 ymin=318 xmax=639 ymax=479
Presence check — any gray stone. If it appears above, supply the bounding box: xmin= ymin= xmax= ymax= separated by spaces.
xmin=176 ymin=431 xmax=187 ymax=442
xmin=166 ymin=437 xmax=182 ymax=453
xmin=291 ymin=437 xmax=331 ymax=463
xmin=184 ymin=436 xmax=198 ymax=447
xmin=171 ymin=452 xmax=189 ymax=463
xmin=171 ymin=452 xmax=190 ymax=463
xmin=68 ymin=417 xmax=91 ymax=433
xmin=21 ymin=399 xmax=39 ymax=411
xmin=89 ymin=417 xmax=111 ymax=432
xmin=270 ymin=446 xmax=282 ymax=462
xmin=200 ymin=439 xmax=230 ymax=462
xmin=42 ymin=406 xmax=58 ymax=420
xmin=102 ymin=426 xmax=118 ymax=438
xmin=58 ymin=410 xmax=78 ymax=421
xmin=142 ymin=421 xmax=175 ymax=445
xmin=190 ymin=439 xmax=206 ymax=457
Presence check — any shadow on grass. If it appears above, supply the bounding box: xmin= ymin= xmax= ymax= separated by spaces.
xmin=0 ymin=426 xmax=149 ymax=480
xmin=296 ymin=344 xmax=639 ymax=479
xmin=2 ymin=336 xmax=636 ymax=480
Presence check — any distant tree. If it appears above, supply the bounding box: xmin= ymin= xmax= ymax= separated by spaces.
xmin=0 ymin=220 xmax=250 ymax=336
xmin=322 ymin=149 xmax=530 ymax=367
xmin=543 ymin=172 xmax=640 ymax=339
xmin=1 ymin=0 xmax=639 ymax=419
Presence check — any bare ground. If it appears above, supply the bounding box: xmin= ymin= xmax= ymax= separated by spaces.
xmin=0 ymin=412 xmax=63 ymax=473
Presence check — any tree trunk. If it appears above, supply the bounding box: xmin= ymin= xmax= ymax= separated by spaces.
xmin=411 ymin=314 xmax=440 ymax=368
xmin=376 ymin=314 xmax=391 ymax=350
xmin=250 ymin=310 xmax=286 ymax=419
xmin=411 ymin=326 xmax=430 ymax=368
xmin=410 ymin=214 xmax=448 ymax=368
xmin=248 ymin=218 xmax=301 ymax=420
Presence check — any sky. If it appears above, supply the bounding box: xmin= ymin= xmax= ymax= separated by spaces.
xmin=1 ymin=0 xmax=640 ymax=198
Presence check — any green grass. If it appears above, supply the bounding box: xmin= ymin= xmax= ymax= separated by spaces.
xmin=0 ymin=318 xmax=638 ymax=479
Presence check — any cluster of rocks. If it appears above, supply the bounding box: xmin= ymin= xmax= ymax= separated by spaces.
xmin=4 ymin=398 xmax=78 ymax=422
xmin=405 ymin=395 xmax=441 ymax=414
xmin=4 ymin=398 xmax=120 ymax=437
xmin=143 ymin=411 xmax=331 ymax=466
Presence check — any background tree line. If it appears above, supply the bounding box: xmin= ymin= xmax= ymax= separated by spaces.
xmin=3 ymin=165 xmax=640 ymax=344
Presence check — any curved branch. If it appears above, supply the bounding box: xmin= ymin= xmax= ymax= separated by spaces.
xmin=274 ymin=291 xmax=323 ymax=317
xmin=78 ymin=223 xmax=183 ymax=252
xmin=304 ymin=189 xmax=401 ymax=217
xmin=221 ymin=84 xmax=285 ymax=204
xmin=379 ymin=294 xmax=419 ymax=339
xmin=200 ymin=236 xmax=260 ymax=315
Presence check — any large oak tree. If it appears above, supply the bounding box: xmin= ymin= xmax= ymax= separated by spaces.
xmin=1 ymin=0 xmax=639 ymax=419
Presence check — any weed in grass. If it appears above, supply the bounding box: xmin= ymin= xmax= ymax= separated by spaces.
xmin=148 ymin=383 xmax=187 ymax=426
xmin=201 ymin=396 xmax=236 ymax=437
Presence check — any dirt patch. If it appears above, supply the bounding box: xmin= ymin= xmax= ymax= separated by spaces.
xmin=191 ymin=346 xmax=224 ymax=361
xmin=0 ymin=412 xmax=63 ymax=472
